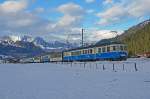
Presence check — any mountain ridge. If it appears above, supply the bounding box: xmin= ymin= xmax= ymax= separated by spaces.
xmin=118 ymin=19 xmax=150 ymax=56
xmin=0 ymin=35 xmax=78 ymax=58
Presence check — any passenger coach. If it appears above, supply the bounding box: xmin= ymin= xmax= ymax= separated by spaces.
xmin=62 ymin=40 xmax=128 ymax=61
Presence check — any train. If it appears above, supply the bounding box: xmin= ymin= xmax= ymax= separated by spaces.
xmin=20 ymin=40 xmax=128 ymax=63
xmin=62 ymin=40 xmax=128 ymax=61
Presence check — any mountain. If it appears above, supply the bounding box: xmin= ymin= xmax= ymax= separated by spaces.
xmin=0 ymin=35 xmax=78 ymax=58
xmin=0 ymin=35 xmax=21 ymax=42
xmin=118 ymin=19 xmax=150 ymax=40
xmin=33 ymin=37 xmax=52 ymax=49
xmin=118 ymin=19 xmax=150 ymax=56
xmin=32 ymin=37 xmax=78 ymax=50
xmin=0 ymin=40 xmax=44 ymax=58
xmin=0 ymin=35 xmax=46 ymax=58
xmin=0 ymin=35 xmax=78 ymax=50
xmin=21 ymin=35 xmax=34 ymax=42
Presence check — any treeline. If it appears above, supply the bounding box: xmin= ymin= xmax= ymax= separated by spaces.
xmin=122 ymin=22 xmax=150 ymax=56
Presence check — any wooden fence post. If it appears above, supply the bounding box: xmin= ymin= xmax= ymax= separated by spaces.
xmin=113 ymin=63 xmax=115 ymax=71
xmin=71 ymin=62 xmax=72 ymax=67
xmin=96 ymin=63 xmax=98 ymax=69
xmin=84 ymin=62 xmax=86 ymax=68
xmin=123 ymin=64 xmax=125 ymax=71
xmin=134 ymin=63 xmax=138 ymax=71
xmin=103 ymin=64 xmax=105 ymax=70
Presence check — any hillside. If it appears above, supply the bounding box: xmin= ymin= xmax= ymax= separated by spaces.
xmin=97 ymin=19 xmax=150 ymax=56
xmin=119 ymin=19 xmax=150 ymax=56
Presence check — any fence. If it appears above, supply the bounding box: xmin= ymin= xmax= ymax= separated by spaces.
xmin=54 ymin=61 xmax=139 ymax=72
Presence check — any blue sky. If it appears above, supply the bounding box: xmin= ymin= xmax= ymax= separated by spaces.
xmin=0 ymin=0 xmax=150 ymax=42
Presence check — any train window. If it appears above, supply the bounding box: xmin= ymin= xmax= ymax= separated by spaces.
xmin=116 ymin=45 xmax=120 ymax=50
xmin=90 ymin=49 xmax=93 ymax=54
xmin=107 ymin=46 xmax=110 ymax=52
xmin=120 ymin=46 xmax=124 ymax=51
xmin=98 ymin=48 xmax=101 ymax=53
xmin=83 ymin=50 xmax=87 ymax=54
xmin=71 ymin=52 xmax=74 ymax=56
xmin=102 ymin=47 xmax=106 ymax=52
xmin=84 ymin=50 xmax=86 ymax=54
xmin=85 ymin=50 xmax=87 ymax=54
xmin=110 ymin=46 xmax=114 ymax=51
xmin=73 ymin=51 xmax=81 ymax=56
xmin=83 ymin=50 xmax=86 ymax=54
xmin=78 ymin=51 xmax=81 ymax=55
xmin=71 ymin=51 xmax=76 ymax=56
xmin=83 ymin=50 xmax=85 ymax=54
xmin=113 ymin=46 xmax=116 ymax=51
xmin=87 ymin=49 xmax=89 ymax=54
xmin=66 ymin=52 xmax=68 ymax=56
xmin=77 ymin=51 xmax=81 ymax=55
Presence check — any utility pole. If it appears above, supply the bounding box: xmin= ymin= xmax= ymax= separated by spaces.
xmin=82 ymin=28 xmax=84 ymax=47
xmin=66 ymin=34 xmax=70 ymax=49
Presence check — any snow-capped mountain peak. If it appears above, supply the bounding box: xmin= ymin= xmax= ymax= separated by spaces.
xmin=0 ymin=35 xmax=79 ymax=51
xmin=21 ymin=35 xmax=34 ymax=42
xmin=9 ymin=35 xmax=21 ymax=42
xmin=0 ymin=35 xmax=22 ymax=43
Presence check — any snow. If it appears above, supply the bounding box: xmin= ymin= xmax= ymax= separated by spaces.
xmin=0 ymin=58 xmax=150 ymax=99
xmin=9 ymin=35 xmax=21 ymax=42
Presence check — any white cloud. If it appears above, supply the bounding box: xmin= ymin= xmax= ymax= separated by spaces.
xmin=0 ymin=0 xmax=53 ymax=39
xmin=127 ymin=0 xmax=150 ymax=17
xmin=85 ymin=29 xmax=123 ymax=42
xmin=97 ymin=0 xmax=150 ymax=25
xmin=85 ymin=0 xmax=95 ymax=3
xmin=57 ymin=2 xmax=84 ymax=16
xmin=0 ymin=0 xmax=122 ymax=43
xmin=54 ymin=2 xmax=85 ymax=33
xmin=97 ymin=4 xmax=127 ymax=25
xmin=103 ymin=0 xmax=113 ymax=5
xmin=0 ymin=0 xmax=129 ymax=43
xmin=57 ymin=15 xmax=82 ymax=26
xmin=0 ymin=1 xmax=85 ymax=42
xmin=0 ymin=0 xmax=27 ymax=13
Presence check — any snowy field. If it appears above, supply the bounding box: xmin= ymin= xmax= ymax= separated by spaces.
xmin=0 ymin=58 xmax=150 ymax=99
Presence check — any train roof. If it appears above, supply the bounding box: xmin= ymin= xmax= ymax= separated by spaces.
xmin=63 ymin=39 xmax=124 ymax=52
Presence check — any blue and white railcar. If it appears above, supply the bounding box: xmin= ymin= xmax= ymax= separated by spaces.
xmin=63 ymin=41 xmax=128 ymax=61
xmin=95 ymin=43 xmax=127 ymax=61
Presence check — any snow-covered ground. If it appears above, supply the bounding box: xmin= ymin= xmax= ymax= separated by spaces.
xmin=0 ymin=58 xmax=150 ymax=99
